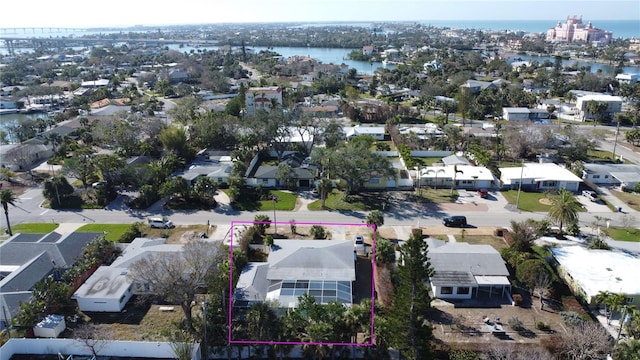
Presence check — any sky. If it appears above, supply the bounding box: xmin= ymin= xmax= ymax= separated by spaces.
xmin=1 ymin=0 xmax=638 ymax=28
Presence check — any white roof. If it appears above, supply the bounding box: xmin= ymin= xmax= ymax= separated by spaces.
xmin=344 ymin=125 xmax=385 ymax=137
xmin=499 ymin=163 xmax=583 ymax=183
xmin=551 ymin=246 xmax=640 ymax=298
xmin=577 ymin=94 xmax=622 ymax=102
xmin=419 ymin=165 xmax=497 ymax=182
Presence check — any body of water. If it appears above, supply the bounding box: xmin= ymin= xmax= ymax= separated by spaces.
xmin=0 ymin=112 xmax=50 ymax=143
xmin=416 ymin=20 xmax=639 ymax=39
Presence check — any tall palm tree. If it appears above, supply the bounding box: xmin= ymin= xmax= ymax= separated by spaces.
xmin=450 ymin=165 xmax=463 ymax=196
xmin=547 ymin=189 xmax=582 ymax=237
xmin=1 ymin=189 xmax=18 ymax=236
xmin=317 ymin=178 xmax=333 ymax=209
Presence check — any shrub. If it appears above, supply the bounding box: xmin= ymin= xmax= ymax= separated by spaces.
xmin=118 ymin=222 xmax=144 ymax=243
xmin=560 ymin=311 xmax=585 ymax=327
xmin=309 ymin=225 xmax=326 ymax=239
xmin=536 ymin=321 xmax=551 ymax=331
xmin=508 ymin=316 xmax=524 ymax=331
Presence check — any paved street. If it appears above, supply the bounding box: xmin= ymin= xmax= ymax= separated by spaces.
xmin=5 ymin=184 xmax=639 ymax=254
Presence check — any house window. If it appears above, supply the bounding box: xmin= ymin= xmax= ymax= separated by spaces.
xmin=441 ymin=287 xmax=453 ymax=294
xmin=369 ymin=178 xmax=381 ymax=184
xmin=626 ymin=297 xmax=634 ymax=304
xmin=261 ymin=178 xmax=269 ymax=184
xmin=604 ymin=175 xmax=609 ymax=179
xmin=218 ymin=178 xmax=223 ymax=183
xmin=457 ymin=287 xmax=470 ymax=295
xmin=542 ymin=181 xmax=557 ymax=187
xmin=593 ymin=175 xmax=600 ymax=179
xmin=119 ymin=294 xmax=126 ymax=303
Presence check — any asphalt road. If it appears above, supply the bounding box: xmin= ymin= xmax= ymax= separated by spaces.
xmin=6 ymin=187 xmax=638 ymax=233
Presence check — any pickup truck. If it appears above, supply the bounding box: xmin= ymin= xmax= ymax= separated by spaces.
xmin=582 ymin=190 xmax=598 ymax=202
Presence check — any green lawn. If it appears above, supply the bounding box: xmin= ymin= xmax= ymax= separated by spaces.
xmin=308 ymin=190 xmax=369 ymax=211
xmin=501 ymin=190 xmax=554 ymax=212
xmin=609 ymin=190 xmax=640 ymax=212
xmin=414 ymin=157 xmax=443 ymax=166
xmin=258 ymin=190 xmax=297 ymax=211
xmin=77 ymin=223 xmax=132 ymax=242
xmin=587 ymin=149 xmax=620 ymax=162
xmin=415 ymin=188 xmax=459 ymax=203
xmin=2 ymin=223 xmax=59 ymax=234
xmin=603 ymin=227 xmax=640 ymax=242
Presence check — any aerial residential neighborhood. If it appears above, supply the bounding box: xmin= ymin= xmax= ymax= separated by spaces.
xmin=0 ymin=4 xmax=640 ymax=359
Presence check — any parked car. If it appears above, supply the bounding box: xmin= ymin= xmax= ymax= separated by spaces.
xmin=478 ymin=189 xmax=489 ymax=198
xmin=443 ymin=216 xmax=467 ymax=227
xmin=582 ymin=190 xmax=598 ymax=202
xmin=354 ymin=234 xmax=365 ymax=255
xmin=149 ymin=217 xmax=175 ymax=229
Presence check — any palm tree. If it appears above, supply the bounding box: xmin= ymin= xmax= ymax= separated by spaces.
xmin=426 ymin=168 xmax=445 ymax=190
xmin=450 ymin=165 xmax=463 ymax=196
xmin=547 ymin=189 xmax=582 ymax=237
xmin=317 ymin=178 xmax=333 ymax=209
xmin=1 ymin=189 xmax=18 ymax=236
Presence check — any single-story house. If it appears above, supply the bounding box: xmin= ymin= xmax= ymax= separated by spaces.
xmin=417 ymin=165 xmax=498 ymax=190
xmin=0 ymin=140 xmax=53 ymax=171
xmin=582 ymin=163 xmax=640 ymax=190
xmin=502 ymin=107 xmax=550 ymax=121
xmin=499 ymin=163 xmax=583 ymax=192
xmin=174 ymin=152 xmax=234 ymax=186
xmin=550 ymin=246 xmax=640 ymax=307
xmin=364 ymin=159 xmax=413 ymax=190
xmin=72 ymin=238 xmax=183 ymax=312
xmin=234 ymin=240 xmax=355 ymax=309
xmin=460 ymin=79 xmax=499 ymax=94
xmin=428 ymin=240 xmax=511 ymax=300
xmin=344 ymin=125 xmax=386 ymax=141
xmin=441 ymin=154 xmax=471 ymax=166
xmin=249 ymin=165 xmax=316 ymax=189
xmin=0 ymin=232 xmax=102 ymax=328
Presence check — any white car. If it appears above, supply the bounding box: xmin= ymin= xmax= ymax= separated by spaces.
xmin=149 ymin=218 xmax=175 ymax=229
xmin=582 ymin=190 xmax=598 ymax=202
xmin=354 ymin=235 xmax=366 ymax=256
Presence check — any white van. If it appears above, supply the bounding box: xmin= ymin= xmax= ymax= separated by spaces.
xmin=149 ymin=218 xmax=174 ymax=229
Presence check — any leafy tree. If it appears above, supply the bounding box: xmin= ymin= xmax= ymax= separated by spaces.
xmin=548 ymin=189 xmax=582 ymax=237
xmin=613 ymin=339 xmax=640 ymax=360
xmin=389 ymin=229 xmax=434 ymax=359
xmin=192 ymin=176 xmax=218 ymax=203
xmin=276 ymin=163 xmax=295 ymax=189
xmin=1 ymin=189 xmax=18 ymax=236
xmin=246 ymin=302 xmax=280 ymax=341
xmin=129 ymin=239 xmax=226 ymax=332
xmin=366 ymin=210 xmax=384 ymax=230
xmin=62 ymin=148 xmax=96 ymax=189
xmin=516 ymin=259 xmax=550 ymax=293
xmin=311 ymin=138 xmax=395 ymax=195
xmin=316 ymin=178 xmax=333 ymax=209
xmin=43 ymin=176 xmax=74 ymax=207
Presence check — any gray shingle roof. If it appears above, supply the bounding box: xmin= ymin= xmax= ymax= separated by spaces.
xmin=266 ymin=240 xmax=355 ymax=281
xmin=431 ymin=271 xmax=477 ymax=286
xmin=429 ymin=242 xmax=509 ymax=277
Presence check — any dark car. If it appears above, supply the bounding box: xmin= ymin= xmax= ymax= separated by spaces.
xmin=478 ymin=189 xmax=489 ymax=198
xmin=443 ymin=216 xmax=467 ymax=227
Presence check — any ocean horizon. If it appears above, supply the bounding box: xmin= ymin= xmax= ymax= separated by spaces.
xmin=0 ymin=19 xmax=638 ymax=39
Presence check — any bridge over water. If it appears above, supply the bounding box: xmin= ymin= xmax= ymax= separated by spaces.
xmin=0 ymin=36 xmax=220 ymax=55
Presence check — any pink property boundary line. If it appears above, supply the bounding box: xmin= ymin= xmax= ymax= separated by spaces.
xmin=228 ymin=220 xmax=377 ymax=346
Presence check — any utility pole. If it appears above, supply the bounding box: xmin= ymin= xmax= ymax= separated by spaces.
xmin=612 ymin=119 xmax=621 ymax=162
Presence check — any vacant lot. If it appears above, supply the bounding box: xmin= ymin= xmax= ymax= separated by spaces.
xmin=610 ymin=190 xmax=640 ymax=212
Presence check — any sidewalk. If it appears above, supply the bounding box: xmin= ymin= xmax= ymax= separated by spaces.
xmin=598 ymin=187 xmax=638 ymax=214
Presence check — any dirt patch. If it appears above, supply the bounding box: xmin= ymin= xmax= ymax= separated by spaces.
xmin=374 ymin=264 xmax=393 ymax=307
xmin=429 ymin=302 xmax=567 ymax=345
xmin=0 ymin=180 xmax=30 ymax=196
xmin=378 ymin=227 xmax=397 ymax=241
xmin=539 ymin=198 xmax=554 ymax=206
